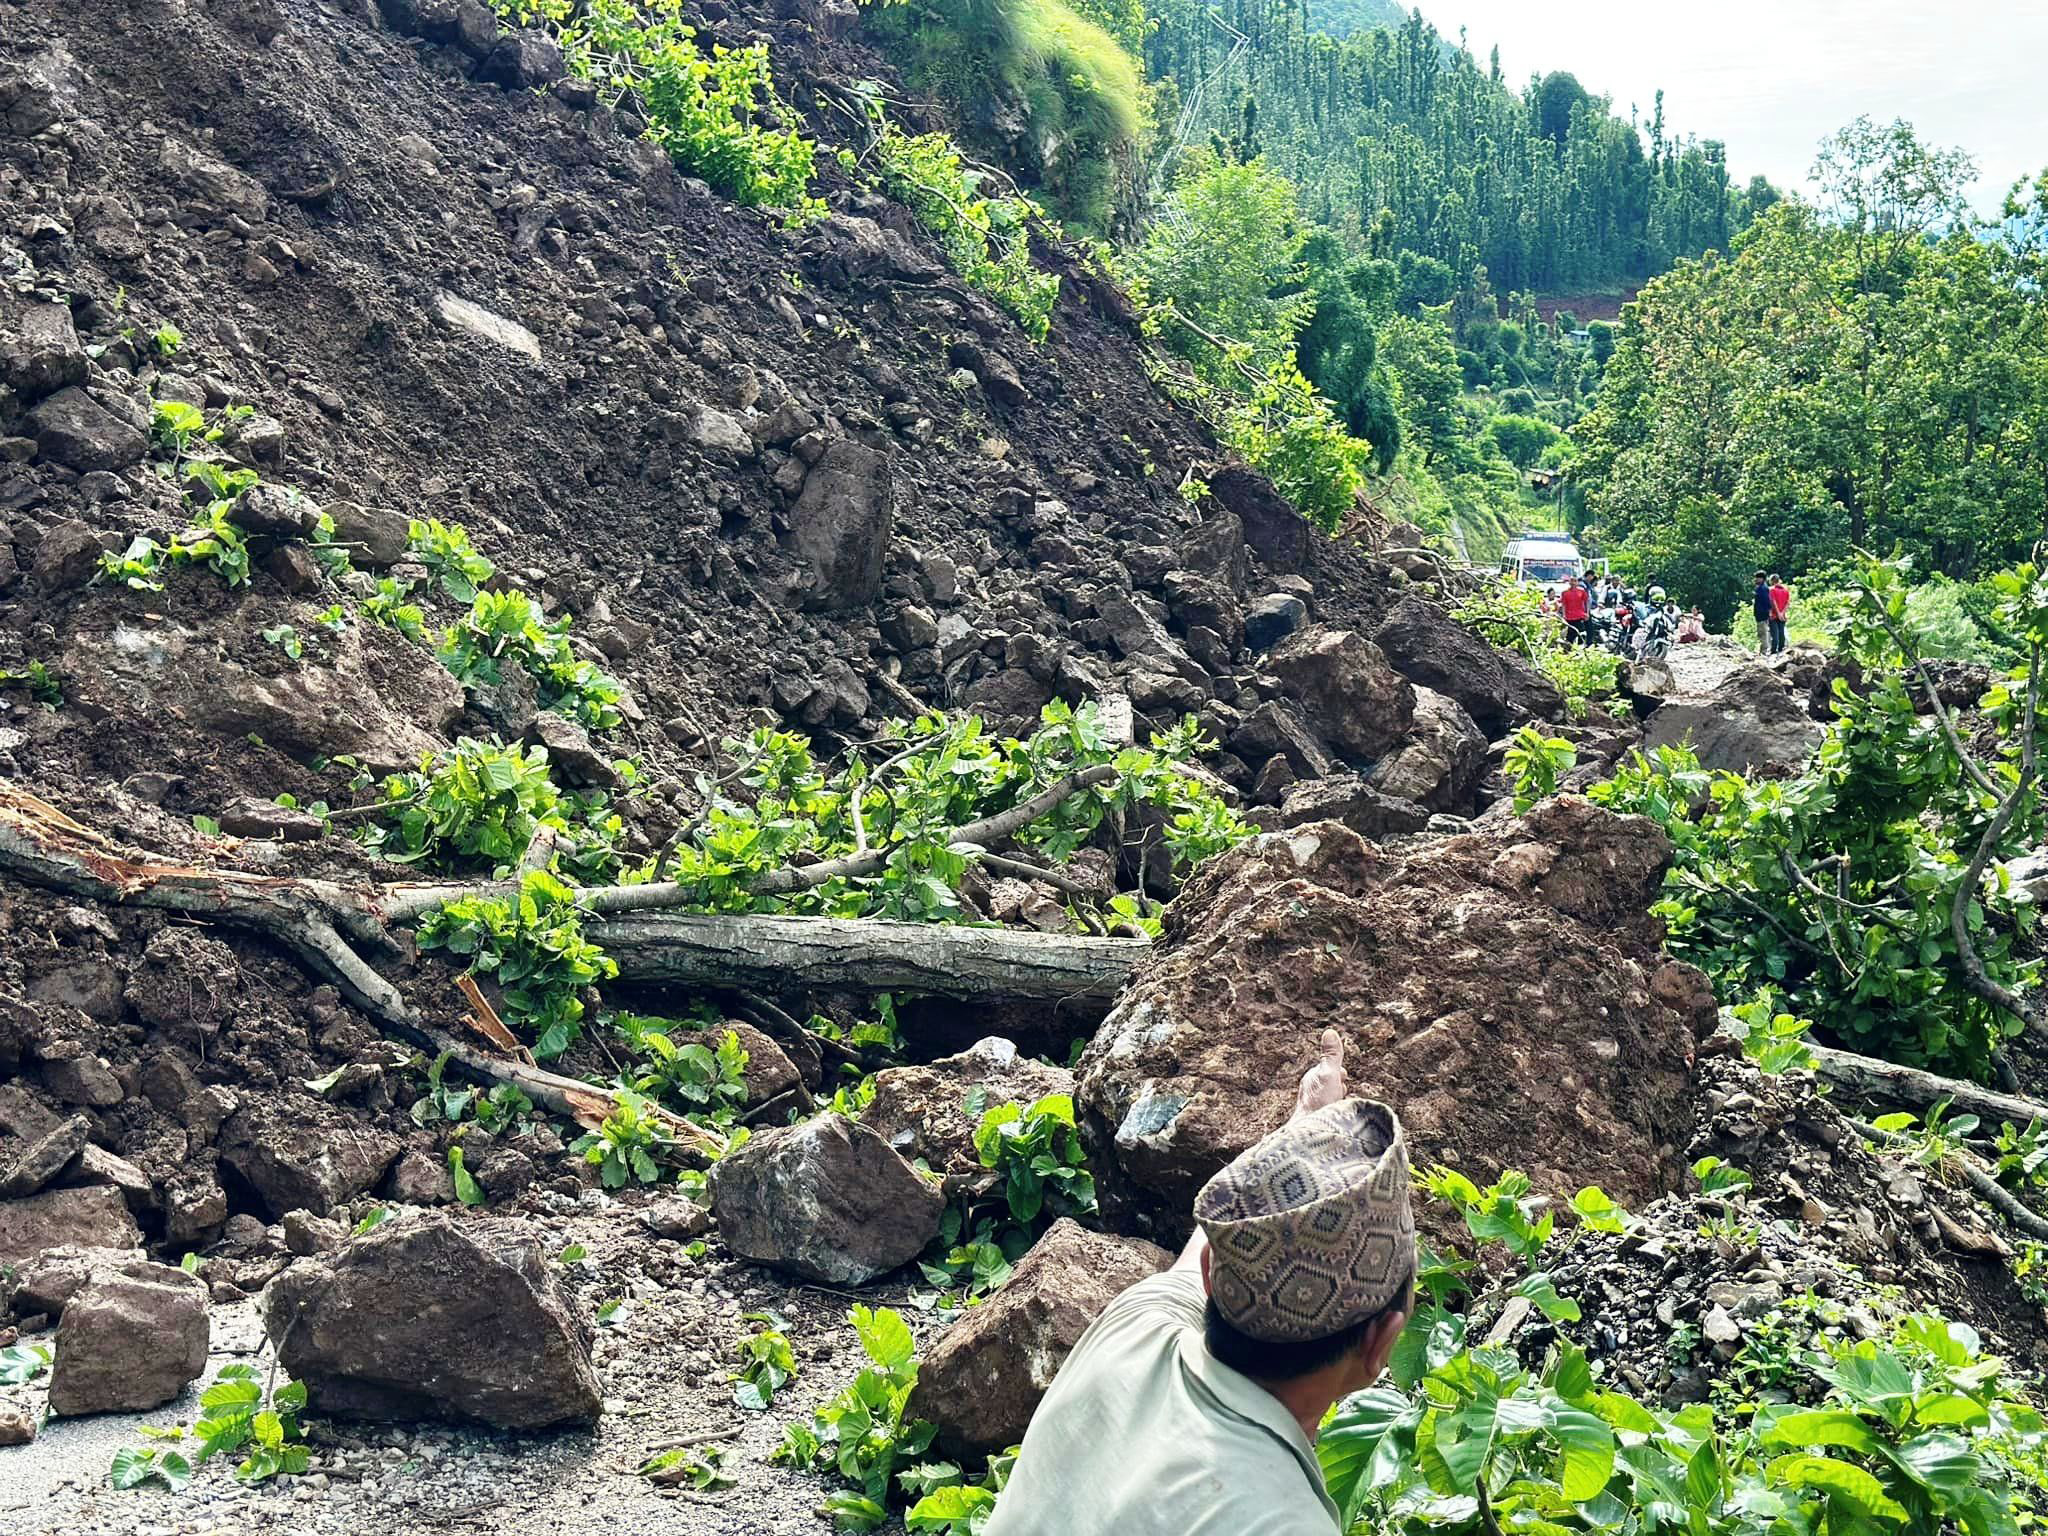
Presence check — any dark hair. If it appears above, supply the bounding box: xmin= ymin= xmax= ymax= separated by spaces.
xmin=1203 ymin=1269 xmax=1415 ymax=1383
xmin=1755 ymin=569 xmax=1767 ymax=581
xmin=1769 ymin=573 xmax=1782 ymax=583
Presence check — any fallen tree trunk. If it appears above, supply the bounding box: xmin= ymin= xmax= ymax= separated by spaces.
xmin=592 ymin=911 xmax=1144 ymax=1003
xmin=1806 ymin=1040 xmax=2048 ymax=1130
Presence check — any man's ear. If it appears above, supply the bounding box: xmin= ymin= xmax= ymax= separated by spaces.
xmin=1199 ymin=1242 xmax=1213 ymax=1296
xmin=1361 ymin=1308 xmax=1409 ymax=1381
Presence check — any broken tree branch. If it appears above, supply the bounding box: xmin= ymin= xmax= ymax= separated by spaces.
xmin=1947 ymin=649 xmax=2045 ymax=1040
xmin=1843 ymin=1115 xmax=2048 ymax=1242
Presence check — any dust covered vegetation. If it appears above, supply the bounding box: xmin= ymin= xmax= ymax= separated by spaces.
xmin=1 ymin=0 xmax=2047 ymax=1531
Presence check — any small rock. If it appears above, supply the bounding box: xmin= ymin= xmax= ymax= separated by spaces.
xmin=639 ymin=1197 xmax=711 ymax=1242
xmin=1701 ymin=1303 xmax=1741 ymax=1345
xmin=27 ymin=387 xmax=145 ymax=472
xmin=0 ymin=1113 xmax=89 ymax=1199
xmin=218 ymin=794 xmax=326 ymax=842
xmin=1 ymin=302 xmax=87 ymax=402
xmin=0 ymin=1405 xmax=35 ymax=1445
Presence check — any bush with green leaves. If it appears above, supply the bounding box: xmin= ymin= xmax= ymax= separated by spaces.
xmin=923 ymin=1092 xmax=1097 ymax=1303
xmin=732 ymin=1311 xmax=798 ymax=1412
xmin=774 ymin=1305 xmax=941 ymax=1532
xmin=112 ymin=1363 xmax=310 ymax=1494
xmin=570 ymin=1090 xmax=677 ymax=1188
xmin=407 ymin=516 xmax=496 ymax=601
xmin=855 ymin=120 xmax=1059 ymax=341
xmin=1321 ymin=1308 xmax=2048 ymax=1536
xmin=0 ymin=659 xmax=61 ymax=707
xmin=1219 ymin=359 xmax=1367 ymax=535
xmin=438 ymin=589 xmax=625 ymax=731
xmin=1504 ymin=727 xmax=1577 ymax=812
xmin=417 ymin=869 xmax=618 ymax=1057
xmin=490 ymin=0 xmax=819 ymax=216
xmin=613 ymin=1015 xmax=750 ymax=1129
xmin=353 ymin=737 xmax=622 ymax=881
xmin=648 ymin=701 xmax=1247 ymax=924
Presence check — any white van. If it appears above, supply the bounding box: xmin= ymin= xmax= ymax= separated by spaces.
xmin=1500 ymin=531 xmax=1600 ymax=593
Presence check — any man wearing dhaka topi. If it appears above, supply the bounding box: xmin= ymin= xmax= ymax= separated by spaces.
xmin=988 ymin=1029 xmax=1416 ymax=1535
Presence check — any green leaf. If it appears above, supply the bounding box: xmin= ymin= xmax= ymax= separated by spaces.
xmin=1550 ymin=1404 xmax=1617 ymax=1501
xmin=1319 ymin=1387 xmax=1416 ymax=1527
xmin=1761 ymin=1409 xmax=1881 ymax=1456
xmin=1882 ymin=1431 xmax=1980 ymax=1498
xmin=1766 ymin=1454 xmax=1910 ymax=1520
xmin=1517 ymin=1271 xmax=1582 ymax=1323
xmin=853 ymin=1306 xmax=915 ymax=1371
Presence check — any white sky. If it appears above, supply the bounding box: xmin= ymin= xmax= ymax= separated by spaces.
xmin=1409 ymin=0 xmax=2048 ymax=213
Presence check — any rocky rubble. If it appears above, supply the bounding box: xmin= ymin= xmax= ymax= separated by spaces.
xmin=1077 ymin=797 xmax=1715 ymax=1243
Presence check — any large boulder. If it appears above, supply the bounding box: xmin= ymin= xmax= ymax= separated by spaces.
xmin=1265 ymin=627 xmax=1415 ymax=762
xmin=0 ymin=1184 xmax=141 ymax=1269
xmin=1076 ymin=799 xmax=1707 ymax=1244
xmin=47 ymin=1263 xmax=209 ymax=1416
xmin=709 ymin=1114 xmax=945 ymax=1285
xmin=861 ymin=1037 xmax=1074 ymax=1175
xmin=219 ymin=1098 xmax=402 ymax=1219
xmin=58 ymin=611 xmax=464 ymax=774
xmin=1373 ymin=596 xmax=1562 ymax=735
xmin=908 ymin=1219 xmax=1172 ymax=1456
xmin=264 ymin=1212 xmax=601 ymax=1429
xmin=1368 ymin=686 xmax=1487 ymax=811
xmin=1644 ymin=665 xmax=1825 ymax=777
xmin=784 ymin=438 xmax=893 ymax=609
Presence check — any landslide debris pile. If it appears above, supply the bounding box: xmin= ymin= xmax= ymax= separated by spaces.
xmin=2 ymin=0 xmax=2046 ymax=1531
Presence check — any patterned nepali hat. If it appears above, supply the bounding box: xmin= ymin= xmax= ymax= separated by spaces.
xmin=1195 ymin=1098 xmax=1416 ymax=1344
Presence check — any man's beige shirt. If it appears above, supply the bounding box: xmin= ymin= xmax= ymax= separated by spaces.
xmin=984 ymin=1266 xmax=1344 ymax=1535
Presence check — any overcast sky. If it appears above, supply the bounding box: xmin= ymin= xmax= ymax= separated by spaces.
xmin=1408 ymin=0 xmax=2048 ymax=212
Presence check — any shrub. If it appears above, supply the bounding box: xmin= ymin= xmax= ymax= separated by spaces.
xmin=1220 ymin=360 xmax=1365 ymax=534
xmin=492 ymin=0 xmax=820 ymax=216
xmin=438 ymin=590 xmax=625 ymax=731
xmin=858 ymin=122 xmax=1060 ymax=341
xmin=416 ymin=869 xmax=618 ymax=1057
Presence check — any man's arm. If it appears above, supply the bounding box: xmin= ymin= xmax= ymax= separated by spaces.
xmin=1174 ymin=1029 xmax=1349 ymax=1272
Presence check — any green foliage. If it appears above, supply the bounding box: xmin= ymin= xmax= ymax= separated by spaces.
xmin=732 ymin=1311 xmax=799 ymax=1412
xmin=417 ymin=869 xmax=619 ymax=1057
xmin=98 ymin=535 xmax=167 ymax=591
xmin=639 ymin=1443 xmax=735 ymax=1489
xmin=1452 ymin=579 xmax=1552 ymax=658
xmin=1321 ymin=1304 xmax=2046 ymax=1536
xmin=570 ymin=1090 xmax=676 ymax=1188
xmin=1504 ymin=727 xmax=1577 ymax=812
xmin=861 ymin=120 xmax=1059 ymax=341
xmin=1723 ymin=993 xmax=1822 ymax=1075
xmin=406 ymin=517 xmax=496 ymax=602
xmin=646 ymin=701 xmax=1246 ymax=923
xmin=448 ymin=1142 xmax=486 ymax=1204
xmin=774 ymin=1306 xmax=940 ymax=1530
xmin=150 ymin=323 xmax=183 ymax=358
xmin=492 ymin=0 xmax=819 ymax=215
xmin=167 ymin=502 xmax=253 ymax=587
xmin=1579 ymin=124 xmax=2048 ymax=588
xmin=362 ymin=578 xmax=426 ymax=642
xmin=1421 ymin=1166 xmax=1557 ymax=1267
xmin=1538 ymin=646 xmax=1623 ymax=721
xmin=410 ymin=1051 xmax=478 ymax=1127
xmin=614 ymin=1015 xmax=750 ymax=1129
xmin=1613 ymin=495 xmax=1764 ymax=632
xmin=860 ymin=0 xmax=1145 ymax=232
xmin=1146 ymin=5 xmax=1768 ymax=295
xmin=1487 ymin=412 xmax=1562 ymax=469
xmin=1220 ymin=359 xmax=1365 ymax=533
xmin=437 ymin=588 xmax=624 ymax=731
xmin=970 ymin=1091 xmax=1094 ymax=1227
xmin=115 ymin=1364 xmax=311 ymax=1492
xmin=0 ymin=659 xmax=62 ymax=707
xmin=110 ymin=1446 xmax=193 ymax=1492
xmin=357 ymin=737 xmax=617 ymax=877
xmin=0 ymin=1342 xmax=52 ymax=1384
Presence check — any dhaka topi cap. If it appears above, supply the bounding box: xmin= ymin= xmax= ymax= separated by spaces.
xmin=1194 ymin=1097 xmax=1415 ymax=1344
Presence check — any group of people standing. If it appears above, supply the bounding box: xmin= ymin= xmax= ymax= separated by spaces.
xmin=1554 ymin=575 xmax=1704 ymax=657
xmin=1753 ymin=571 xmax=1794 ymax=653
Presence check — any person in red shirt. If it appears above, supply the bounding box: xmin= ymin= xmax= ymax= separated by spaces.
xmin=1768 ymin=574 xmax=1792 ymax=653
xmin=1559 ymin=577 xmax=1591 ymax=647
